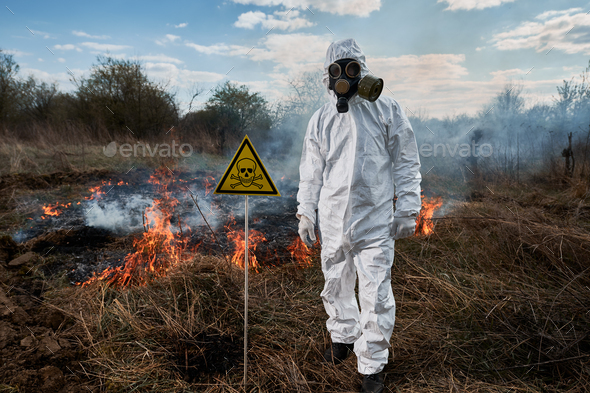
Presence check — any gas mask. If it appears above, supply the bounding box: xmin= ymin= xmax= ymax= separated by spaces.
xmin=328 ymin=58 xmax=384 ymax=113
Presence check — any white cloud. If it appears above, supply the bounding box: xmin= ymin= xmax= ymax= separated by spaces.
xmin=54 ymin=44 xmax=82 ymax=52
xmin=174 ymin=23 xmax=188 ymax=28
xmin=30 ymin=29 xmax=55 ymax=39
xmin=183 ymin=33 xmax=330 ymax=106
xmin=490 ymin=8 xmax=590 ymax=54
xmin=19 ymin=67 xmax=85 ymax=90
xmin=367 ymin=54 xmax=567 ymax=118
xmin=535 ymin=8 xmax=582 ymax=20
xmin=235 ymin=11 xmax=267 ymax=29
xmin=72 ymin=30 xmax=111 ymax=39
xmin=144 ymin=62 xmax=225 ymax=86
xmin=80 ymin=42 xmax=131 ymax=51
xmin=234 ymin=10 xmax=314 ymax=31
xmin=185 ymin=42 xmax=233 ymax=55
xmin=437 ymin=0 xmax=515 ymax=11
xmin=475 ymin=46 xmax=484 ymax=51
xmin=57 ymin=58 xmax=66 ymax=63
xmin=370 ymin=54 xmax=468 ymax=85
xmin=38 ymin=58 xmax=44 ymax=62
xmin=235 ymin=79 xmax=287 ymax=102
xmin=230 ymin=0 xmax=381 ymax=17
xmin=189 ymin=47 xmax=568 ymax=119
xmin=2 ymin=49 xmax=32 ymax=57
xmin=488 ymin=68 xmax=526 ymax=78
xmin=248 ymin=33 xmax=331 ymax=68
xmin=185 ymin=33 xmax=331 ymax=70
xmin=133 ymin=54 xmax=184 ymax=64
xmin=155 ymin=34 xmax=181 ymax=46
xmin=89 ymin=52 xmax=127 ymax=59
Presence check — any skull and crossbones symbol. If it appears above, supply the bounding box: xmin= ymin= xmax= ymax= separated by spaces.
xmin=231 ymin=158 xmax=263 ymax=189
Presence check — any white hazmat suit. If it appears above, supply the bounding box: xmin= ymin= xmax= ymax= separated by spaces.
xmin=296 ymin=38 xmax=422 ymax=375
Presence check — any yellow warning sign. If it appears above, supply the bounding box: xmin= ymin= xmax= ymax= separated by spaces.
xmin=214 ymin=135 xmax=281 ymax=196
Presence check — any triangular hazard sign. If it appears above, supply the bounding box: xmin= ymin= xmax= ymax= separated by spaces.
xmin=214 ymin=135 xmax=281 ymax=196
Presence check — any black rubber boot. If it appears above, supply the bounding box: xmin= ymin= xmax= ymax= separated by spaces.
xmin=360 ymin=372 xmax=384 ymax=393
xmin=322 ymin=342 xmax=355 ymax=365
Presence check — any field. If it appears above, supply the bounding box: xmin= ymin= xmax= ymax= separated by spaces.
xmin=0 ymin=143 xmax=589 ymax=393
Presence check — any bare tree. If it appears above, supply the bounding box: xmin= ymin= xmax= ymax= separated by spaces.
xmin=0 ymin=50 xmax=20 ymax=124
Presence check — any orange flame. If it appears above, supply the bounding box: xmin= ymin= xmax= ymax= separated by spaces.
xmin=224 ymin=213 xmax=266 ymax=271
xmin=204 ymin=176 xmax=215 ymax=196
xmin=287 ymin=237 xmax=313 ymax=268
xmin=42 ymin=204 xmax=61 ymax=217
xmin=227 ymin=228 xmax=266 ymax=272
xmin=85 ymin=179 xmax=127 ymax=200
xmin=85 ymin=186 xmax=105 ymax=200
xmin=41 ymin=202 xmax=71 ymax=219
xmin=415 ymin=195 xmax=443 ymax=235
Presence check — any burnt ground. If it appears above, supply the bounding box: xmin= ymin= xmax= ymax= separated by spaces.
xmin=0 ymin=167 xmax=303 ymax=392
xmin=0 ymin=244 xmax=94 ymax=392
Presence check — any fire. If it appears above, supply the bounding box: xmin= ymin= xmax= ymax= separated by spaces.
xmin=75 ymin=169 xmax=318 ymax=287
xmin=85 ymin=179 xmax=127 ymax=200
xmin=204 ymin=176 xmax=215 ymax=195
xmin=415 ymin=195 xmax=443 ymax=235
xmin=224 ymin=214 xmax=266 ymax=271
xmin=41 ymin=202 xmax=72 ymax=219
xmin=42 ymin=204 xmax=61 ymax=217
xmin=227 ymin=228 xmax=266 ymax=271
xmin=287 ymin=237 xmax=313 ymax=267
xmin=85 ymin=185 xmax=105 ymax=200
xmin=78 ymin=168 xmax=192 ymax=287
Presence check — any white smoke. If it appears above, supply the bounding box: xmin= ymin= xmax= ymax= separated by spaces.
xmin=83 ymin=192 xmax=223 ymax=234
xmin=84 ymin=194 xmax=154 ymax=233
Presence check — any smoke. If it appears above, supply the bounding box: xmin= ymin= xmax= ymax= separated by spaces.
xmin=83 ymin=192 xmax=224 ymax=234
xmin=80 ymin=68 xmax=590 ymax=237
xmin=257 ymin=69 xmax=330 ymax=186
xmin=408 ymin=77 xmax=590 ymax=184
xmin=84 ymin=194 xmax=154 ymax=233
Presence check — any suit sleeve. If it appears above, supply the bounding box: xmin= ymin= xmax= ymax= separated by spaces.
xmin=296 ymin=111 xmax=325 ymax=223
xmin=387 ymin=103 xmax=422 ymax=218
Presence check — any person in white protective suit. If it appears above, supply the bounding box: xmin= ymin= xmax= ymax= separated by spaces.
xmin=296 ymin=38 xmax=422 ymax=393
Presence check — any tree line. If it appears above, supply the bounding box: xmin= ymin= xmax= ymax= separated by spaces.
xmin=0 ymin=50 xmax=298 ymax=155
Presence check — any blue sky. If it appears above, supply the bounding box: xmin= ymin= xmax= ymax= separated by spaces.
xmin=2 ymin=0 xmax=590 ymax=119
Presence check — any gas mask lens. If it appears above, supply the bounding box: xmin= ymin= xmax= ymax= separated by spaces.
xmin=328 ymin=61 xmax=361 ymax=79
xmin=328 ymin=63 xmax=342 ymax=78
xmin=345 ymin=61 xmax=361 ymax=78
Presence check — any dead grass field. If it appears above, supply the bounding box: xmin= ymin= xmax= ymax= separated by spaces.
xmin=1 ymin=142 xmax=589 ymax=392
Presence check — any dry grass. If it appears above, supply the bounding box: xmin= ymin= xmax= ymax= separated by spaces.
xmin=0 ymin=140 xmax=227 ymax=177
xmin=0 ymin=121 xmax=234 ymax=176
xmin=39 ymin=177 xmax=590 ymax=393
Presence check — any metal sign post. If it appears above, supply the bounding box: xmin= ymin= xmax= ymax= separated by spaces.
xmin=243 ymin=195 xmax=249 ymax=387
xmin=213 ymin=135 xmax=280 ymax=390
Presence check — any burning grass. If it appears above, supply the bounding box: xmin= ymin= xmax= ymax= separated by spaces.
xmin=39 ymin=179 xmax=589 ymax=392
xmin=77 ymin=168 xmax=196 ymax=287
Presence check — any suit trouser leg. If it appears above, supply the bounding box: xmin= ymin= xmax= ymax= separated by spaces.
xmin=320 ymin=245 xmax=362 ymax=344
xmin=352 ymin=240 xmax=396 ymax=375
